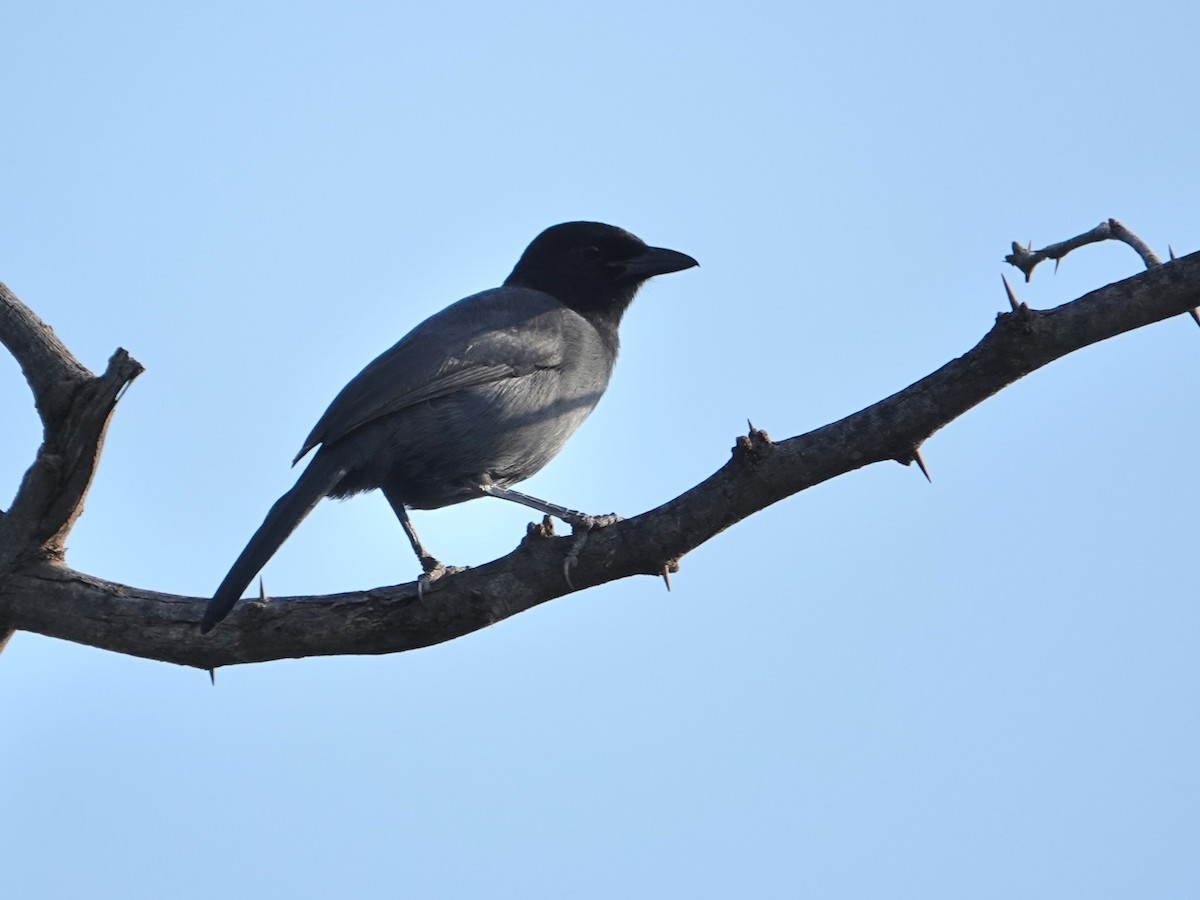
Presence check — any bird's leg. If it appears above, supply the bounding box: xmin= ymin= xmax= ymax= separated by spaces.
xmin=480 ymin=485 xmax=622 ymax=590
xmin=383 ymin=486 xmax=446 ymax=603
xmin=479 ymin=484 xmax=622 ymax=530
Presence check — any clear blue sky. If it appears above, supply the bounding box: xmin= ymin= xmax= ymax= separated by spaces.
xmin=3 ymin=2 xmax=1198 ymax=897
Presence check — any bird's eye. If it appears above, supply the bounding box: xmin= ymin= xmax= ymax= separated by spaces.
xmin=580 ymin=245 xmax=602 ymax=262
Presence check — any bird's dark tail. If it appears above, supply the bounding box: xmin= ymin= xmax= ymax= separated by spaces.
xmin=201 ymin=451 xmax=347 ymax=633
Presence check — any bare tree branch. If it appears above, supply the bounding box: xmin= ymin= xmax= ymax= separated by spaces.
xmin=0 ymin=281 xmax=92 ymax=421
xmin=2 ymin=235 xmax=1198 ymax=670
xmin=0 ymin=283 xmax=144 ymax=651
xmin=1 ymin=285 xmax=146 ymax=534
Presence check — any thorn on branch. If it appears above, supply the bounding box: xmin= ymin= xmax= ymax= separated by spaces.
xmin=1001 ymin=274 xmax=1022 ymax=312
xmin=913 ymin=448 xmax=932 ymax=483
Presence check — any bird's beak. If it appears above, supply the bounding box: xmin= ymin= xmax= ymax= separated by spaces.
xmin=611 ymin=246 xmax=699 ymax=280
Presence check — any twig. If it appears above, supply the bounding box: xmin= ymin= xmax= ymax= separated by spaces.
xmin=1005 ymin=218 xmax=1161 ymax=282
xmin=1005 ymin=218 xmax=1197 ymax=327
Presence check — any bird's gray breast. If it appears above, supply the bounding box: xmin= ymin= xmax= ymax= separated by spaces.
xmin=426 ymin=309 xmax=615 ymax=486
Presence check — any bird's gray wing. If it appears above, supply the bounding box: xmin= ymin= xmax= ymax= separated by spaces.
xmin=294 ymin=287 xmax=568 ymax=463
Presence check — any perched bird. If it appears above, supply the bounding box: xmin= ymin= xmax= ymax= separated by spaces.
xmin=201 ymin=221 xmax=698 ymax=632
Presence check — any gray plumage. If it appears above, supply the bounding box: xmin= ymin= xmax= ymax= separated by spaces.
xmin=201 ymin=221 xmax=697 ymax=632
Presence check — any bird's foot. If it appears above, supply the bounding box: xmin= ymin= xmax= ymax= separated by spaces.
xmin=562 ymin=511 xmax=622 ymax=531
xmin=416 ymin=556 xmax=447 ymax=607
xmin=414 ymin=558 xmax=468 ymax=607
xmin=561 ymin=512 xmax=623 ymax=589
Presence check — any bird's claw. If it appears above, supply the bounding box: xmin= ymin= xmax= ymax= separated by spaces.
xmin=561 ymin=513 xmax=622 ymax=589
xmin=563 ymin=533 xmax=586 ymax=590
xmin=416 ymin=557 xmax=447 ymax=607
xmin=414 ymin=560 xmax=469 ymax=607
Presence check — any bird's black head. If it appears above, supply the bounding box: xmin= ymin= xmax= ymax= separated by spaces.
xmin=505 ymin=222 xmax=698 ymax=328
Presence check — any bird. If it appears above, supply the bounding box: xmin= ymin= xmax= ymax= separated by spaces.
xmin=200 ymin=221 xmax=698 ymax=632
